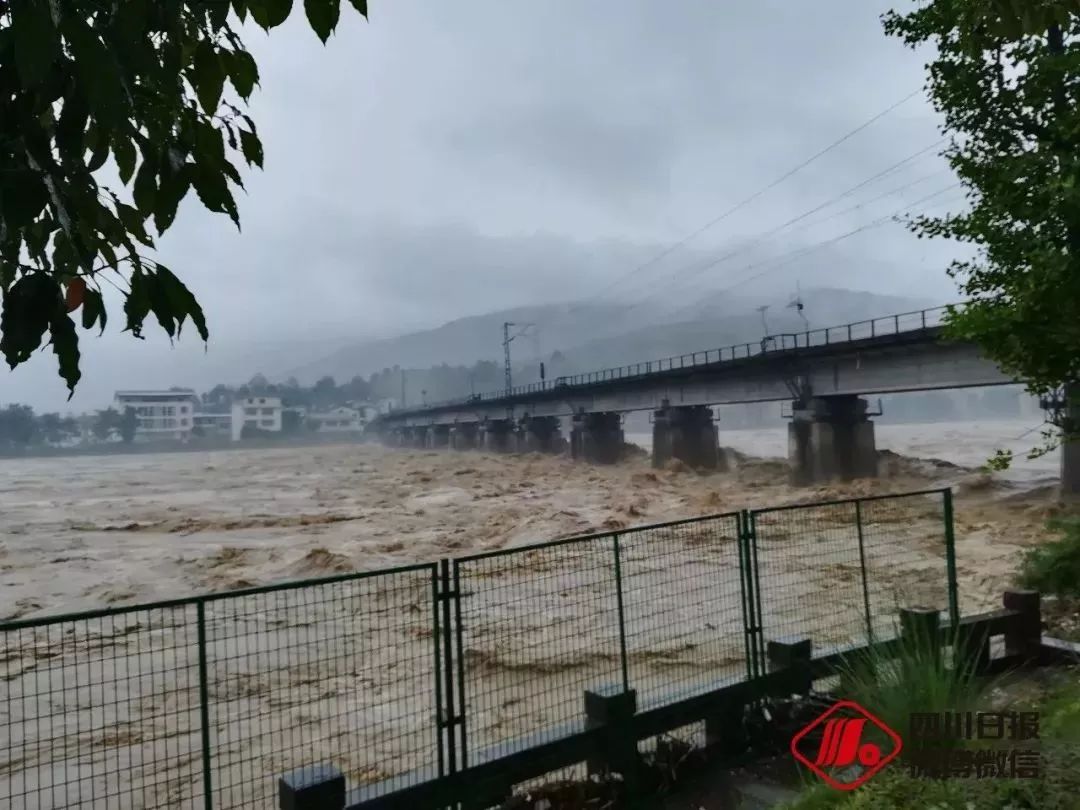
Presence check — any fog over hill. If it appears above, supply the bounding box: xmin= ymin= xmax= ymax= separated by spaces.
xmin=282 ymin=285 xmax=933 ymax=386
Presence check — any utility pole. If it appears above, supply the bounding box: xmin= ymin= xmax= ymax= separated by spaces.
xmin=400 ymin=369 xmax=406 ymax=408
xmin=502 ymin=321 xmax=536 ymax=394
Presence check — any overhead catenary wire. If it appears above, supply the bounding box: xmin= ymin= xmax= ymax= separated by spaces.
xmin=568 ymin=88 xmax=925 ymax=312
xmin=609 ymin=138 xmax=950 ymax=313
xmin=651 ymin=182 xmax=966 ymax=327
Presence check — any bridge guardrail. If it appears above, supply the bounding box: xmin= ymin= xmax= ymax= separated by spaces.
xmin=387 ymin=304 xmax=956 ymax=416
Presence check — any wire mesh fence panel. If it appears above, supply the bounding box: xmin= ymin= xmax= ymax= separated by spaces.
xmin=1 ymin=605 xmax=204 ymax=810
xmin=203 ymin=566 xmax=440 ymax=809
xmin=454 ymin=537 xmax=623 ymax=766
xmin=617 ymin=515 xmax=746 ymax=710
xmin=856 ymin=491 xmax=954 ymax=640
xmin=750 ymin=501 xmax=870 ymax=657
xmin=750 ymin=491 xmax=953 ymax=658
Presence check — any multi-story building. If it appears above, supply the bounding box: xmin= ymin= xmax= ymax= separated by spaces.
xmin=113 ymin=390 xmax=199 ymax=441
xmin=230 ymin=396 xmax=283 ymax=440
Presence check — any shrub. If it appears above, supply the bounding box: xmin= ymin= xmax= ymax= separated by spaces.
xmin=1017 ymin=518 xmax=1080 ymax=598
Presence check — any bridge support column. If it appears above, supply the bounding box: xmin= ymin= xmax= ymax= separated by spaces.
xmin=571 ymin=411 xmax=624 ymax=464
xmin=480 ymin=419 xmax=517 ymax=453
xmin=1062 ymin=383 xmax=1080 ymax=501
xmin=425 ymin=424 xmax=450 ymax=449
xmin=521 ymin=416 xmax=564 ymax=454
xmin=651 ymin=403 xmax=725 ymax=471
xmin=449 ymin=423 xmax=479 ymax=451
xmin=788 ymin=395 xmax=877 ymax=485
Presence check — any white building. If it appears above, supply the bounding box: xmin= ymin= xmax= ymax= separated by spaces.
xmin=231 ymin=396 xmax=283 ymax=440
xmin=113 ymin=390 xmax=198 ymax=441
xmin=307 ymin=406 xmax=364 ymax=433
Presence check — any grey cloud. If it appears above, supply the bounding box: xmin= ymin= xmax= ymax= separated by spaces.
xmin=7 ymin=0 xmax=969 ymax=413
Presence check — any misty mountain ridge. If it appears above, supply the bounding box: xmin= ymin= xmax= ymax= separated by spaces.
xmin=282 ymin=285 xmax=933 ymax=386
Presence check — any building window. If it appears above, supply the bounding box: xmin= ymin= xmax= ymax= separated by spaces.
xmin=245 ymin=419 xmax=258 ymax=427
xmin=244 ymin=408 xmax=257 ymax=416
xmin=260 ymin=419 xmax=275 ymax=428
xmin=260 ymin=408 xmax=274 ymax=416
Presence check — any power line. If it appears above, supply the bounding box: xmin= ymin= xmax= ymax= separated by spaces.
xmin=611 ymin=141 xmax=950 ymax=319
xmin=654 ymin=182 xmax=965 ymax=326
xmin=569 ymin=88 xmax=925 ymax=311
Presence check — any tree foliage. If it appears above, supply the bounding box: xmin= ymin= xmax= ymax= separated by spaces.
xmin=883 ymin=1 xmax=1080 ymax=464
xmin=0 ymin=0 xmax=368 ymax=395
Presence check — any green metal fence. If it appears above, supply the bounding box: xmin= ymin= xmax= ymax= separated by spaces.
xmin=0 ymin=489 xmax=956 ymax=809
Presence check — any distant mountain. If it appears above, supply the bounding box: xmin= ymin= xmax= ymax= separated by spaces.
xmin=280 ymin=286 xmax=934 ymax=385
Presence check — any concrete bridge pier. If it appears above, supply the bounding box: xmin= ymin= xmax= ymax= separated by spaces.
xmin=480 ymin=418 xmax=518 ymax=453
xmin=788 ymin=395 xmax=877 ymax=485
xmin=571 ymin=411 xmax=624 ymax=464
xmin=520 ymin=415 xmax=564 ymax=454
xmin=449 ymin=423 xmax=479 ymax=451
xmin=651 ymin=403 xmax=725 ymax=470
xmin=425 ymin=424 xmax=451 ymax=449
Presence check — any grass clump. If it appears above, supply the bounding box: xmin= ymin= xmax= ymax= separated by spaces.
xmin=1018 ymin=517 xmax=1080 ymax=598
xmin=833 ymin=620 xmax=990 ymax=748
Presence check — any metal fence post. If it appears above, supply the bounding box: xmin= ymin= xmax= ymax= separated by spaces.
xmin=854 ymin=501 xmax=874 ymax=645
xmin=437 ymin=560 xmax=458 ymax=773
xmin=612 ymin=534 xmax=630 ymax=693
xmin=196 ymin=601 xmax=214 ymax=810
xmin=943 ymin=489 xmax=960 ymax=629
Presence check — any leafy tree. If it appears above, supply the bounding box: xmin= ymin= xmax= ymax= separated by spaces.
xmin=92 ymin=407 xmax=122 ymax=440
xmin=0 ymin=403 xmax=37 ymax=447
xmin=120 ymin=406 xmax=137 ymax=443
xmin=0 ymin=0 xmax=368 ymax=395
xmin=36 ymin=411 xmax=78 ymax=444
xmin=883 ymin=1 xmax=1080 ymax=466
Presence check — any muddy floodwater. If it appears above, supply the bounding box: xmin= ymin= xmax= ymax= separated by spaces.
xmin=0 ymin=419 xmax=1066 ymax=808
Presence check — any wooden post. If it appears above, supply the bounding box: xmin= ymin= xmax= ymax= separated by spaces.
xmin=767 ymin=637 xmax=813 ymax=696
xmin=583 ymin=685 xmax=639 ymax=786
xmin=1003 ymin=590 xmax=1041 ymax=661
xmin=279 ymin=765 xmax=345 ymax=810
xmin=900 ymin=606 xmax=941 ymax=668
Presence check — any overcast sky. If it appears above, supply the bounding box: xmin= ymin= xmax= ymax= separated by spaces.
xmin=7 ymin=0 xmax=970 ymax=412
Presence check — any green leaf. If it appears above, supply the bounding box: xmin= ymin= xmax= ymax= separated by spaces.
xmin=145 ymin=269 xmax=178 ymax=339
xmin=249 ymin=0 xmax=294 ymax=30
xmin=0 ymin=173 xmax=48 ymax=228
xmin=346 ymin=0 xmax=367 ymax=16
xmin=208 ymin=0 xmax=231 ymax=30
xmin=157 ymin=265 xmax=209 ymax=341
xmin=192 ymin=162 xmax=239 ymax=227
xmin=10 ymin=0 xmax=60 ymax=87
xmin=228 ymin=48 xmax=259 ymax=99
xmin=124 ymin=268 xmax=151 ymax=338
xmin=86 ymin=124 xmax=110 ymax=172
xmin=133 ymin=157 xmax=158 ymax=216
xmin=56 ymin=91 xmax=91 ymax=160
xmin=0 ymin=273 xmax=62 ymax=368
xmin=305 ymin=0 xmax=341 ymax=42
xmin=191 ymin=41 xmax=226 ymax=115
xmin=49 ymin=312 xmax=81 ymax=396
xmin=64 ymin=18 xmax=127 ymax=126
xmin=232 ymin=0 xmax=249 ymax=22
xmin=239 ymin=128 xmax=264 ymax=168
xmin=114 ymin=134 xmax=137 ymax=184
xmin=81 ymin=288 xmax=108 ymax=334
xmin=154 ymin=164 xmax=192 ymax=234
